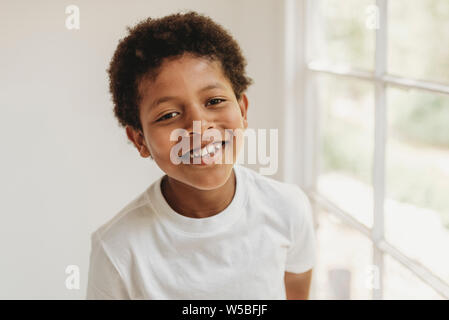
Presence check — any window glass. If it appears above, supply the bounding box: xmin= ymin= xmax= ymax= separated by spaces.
xmin=385 ymin=87 xmax=449 ymax=283
xmin=388 ymin=0 xmax=449 ymax=84
xmin=313 ymin=208 xmax=373 ymax=299
xmin=383 ymin=255 xmax=445 ymax=299
xmin=317 ymin=74 xmax=374 ymax=227
xmin=309 ymin=0 xmax=375 ymax=70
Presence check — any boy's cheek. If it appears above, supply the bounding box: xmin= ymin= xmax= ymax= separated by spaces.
xmin=145 ymin=133 xmax=172 ymax=158
xmin=154 ymin=143 xmax=175 ymax=160
xmin=219 ymin=110 xmax=245 ymax=129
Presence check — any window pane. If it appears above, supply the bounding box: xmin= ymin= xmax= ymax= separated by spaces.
xmin=386 ymin=87 xmax=449 ymax=284
xmin=317 ymin=74 xmax=374 ymax=227
xmin=308 ymin=0 xmax=375 ymax=70
xmin=388 ymin=0 xmax=449 ymax=84
xmin=384 ymin=255 xmax=445 ymax=299
xmin=313 ymin=208 xmax=373 ymax=299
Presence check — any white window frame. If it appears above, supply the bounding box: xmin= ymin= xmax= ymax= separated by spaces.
xmin=284 ymin=0 xmax=449 ymax=299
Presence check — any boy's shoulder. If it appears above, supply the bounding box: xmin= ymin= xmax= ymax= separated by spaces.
xmin=237 ymin=164 xmax=309 ymax=206
xmin=89 ymin=182 xmax=157 ymax=246
xmin=238 ymin=164 xmax=313 ymax=234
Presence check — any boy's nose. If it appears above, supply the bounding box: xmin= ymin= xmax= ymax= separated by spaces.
xmin=184 ymin=106 xmax=216 ymax=135
xmin=186 ymin=120 xmax=215 ymax=134
xmin=185 ymin=118 xmax=217 ymax=151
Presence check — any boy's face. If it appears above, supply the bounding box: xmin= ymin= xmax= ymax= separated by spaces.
xmin=126 ymin=53 xmax=249 ymax=190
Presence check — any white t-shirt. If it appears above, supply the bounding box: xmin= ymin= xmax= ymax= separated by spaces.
xmin=86 ymin=164 xmax=316 ymax=300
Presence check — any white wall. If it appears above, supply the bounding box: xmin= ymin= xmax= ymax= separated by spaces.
xmin=0 ymin=0 xmax=293 ymax=298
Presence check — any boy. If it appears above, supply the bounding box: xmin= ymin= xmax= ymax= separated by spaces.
xmin=87 ymin=11 xmax=316 ymax=300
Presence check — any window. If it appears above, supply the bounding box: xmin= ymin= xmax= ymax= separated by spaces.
xmin=298 ymin=0 xmax=449 ymax=299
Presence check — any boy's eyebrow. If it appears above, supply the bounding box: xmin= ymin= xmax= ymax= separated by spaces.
xmin=150 ymin=82 xmax=226 ymax=110
xmin=198 ymin=82 xmax=226 ymax=92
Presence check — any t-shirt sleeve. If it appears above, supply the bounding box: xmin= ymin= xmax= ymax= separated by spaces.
xmin=285 ymin=186 xmax=317 ymax=274
xmin=86 ymin=231 xmax=130 ymax=300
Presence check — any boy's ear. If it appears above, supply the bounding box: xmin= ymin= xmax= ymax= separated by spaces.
xmin=125 ymin=125 xmax=152 ymax=158
xmin=238 ymin=93 xmax=249 ymax=129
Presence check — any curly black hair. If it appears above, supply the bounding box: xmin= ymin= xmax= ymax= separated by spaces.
xmin=107 ymin=10 xmax=254 ymax=131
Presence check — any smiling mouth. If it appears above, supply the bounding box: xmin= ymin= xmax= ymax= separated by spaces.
xmin=181 ymin=140 xmax=228 ymax=160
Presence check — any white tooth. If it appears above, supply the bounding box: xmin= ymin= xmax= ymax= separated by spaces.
xmin=201 ymin=147 xmax=208 ymax=156
xmin=207 ymin=144 xmax=215 ymax=154
xmin=194 ymin=150 xmax=201 ymax=158
xmin=214 ymin=143 xmax=222 ymax=151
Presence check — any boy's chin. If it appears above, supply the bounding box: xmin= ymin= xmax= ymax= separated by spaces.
xmin=174 ymin=163 xmax=234 ymax=191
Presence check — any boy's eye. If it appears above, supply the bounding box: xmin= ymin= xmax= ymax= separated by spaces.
xmin=157 ymin=112 xmax=179 ymax=122
xmin=206 ymin=98 xmax=225 ymax=106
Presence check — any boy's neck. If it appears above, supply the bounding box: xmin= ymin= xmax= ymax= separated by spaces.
xmin=161 ymin=169 xmax=236 ymax=219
